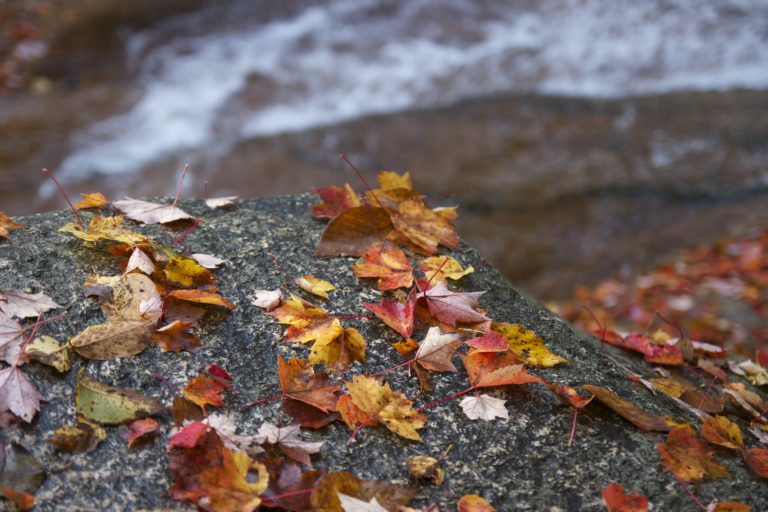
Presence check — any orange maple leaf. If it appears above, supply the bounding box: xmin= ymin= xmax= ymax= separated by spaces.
xmin=0 ymin=211 xmax=23 ymax=240
xmin=277 ymin=356 xmax=340 ymax=413
xmin=460 ymin=351 xmax=541 ymax=388
xmin=658 ymin=425 xmax=730 ymax=483
xmin=353 ymin=241 xmax=414 ymax=291
xmin=600 ymin=482 xmax=648 ymax=512
xmin=345 ymin=375 xmax=426 ymax=441
xmin=269 ymin=294 xmax=343 ymax=346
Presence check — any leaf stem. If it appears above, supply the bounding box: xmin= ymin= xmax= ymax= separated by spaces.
xmin=239 ymin=393 xmax=283 ymax=411
xmin=568 ymin=408 xmax=579 ymax=447
xmin=170 ymin=218 xmax=201 ymax=248
xmin=417 ymin=386 xmax=475 ymax=412
xmin=340 ymin=154 xmax=383 ymax=209
xmin=41 ymin=168 xmax=83 ymax=229
xmin=172 ymin=163 xmax=190 ymax=208
xmin=14 ymin=314 xmax=43 ymax=367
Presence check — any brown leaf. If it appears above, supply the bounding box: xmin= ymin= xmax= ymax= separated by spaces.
xmin=457 ymin=494 xmax=497 ymax=512
xmin=658 ymin=425 xmax=729 ymax=483
xmin=316 ymin=206 xmax=394 ymax=257
xmin=743 ymin=448 xmax=768 ymax=479
xmin=278 ymin=356 xmax=340 ymax=413
xmin=406 ymin=455 xmax=445 ymax=485
xmin=48 ymin=422 xmax=106 ymax=453
xmin=701 ymin=415 xmax=743 ymax=450
xmin=0 ymin=211 xmax=23 ymax=240
xmin=582 ymin=385 xmax=676 ymax=432
xmin=680 ymin=389 xmax=725 ymax=414
xmin=414 ymin=326 xmax=462 ymax=372
xmin=69 ymin=320 xmax=155 ymax=360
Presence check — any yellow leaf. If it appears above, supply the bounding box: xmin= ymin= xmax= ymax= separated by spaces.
xmin=59 ymin=215 xmax=146 ymax=245
xmin=346 ymin=375 xmax=426 ymax=441
xmin=701 ymin=415 xmax=744 ymax=450
xmin=491 ymin=322 xmax=568 ymax=367
xmin=164 ymin=257 xmax=213 ymax=287
xmin=269 ymin=294 xmax=343 ymax=345
xmin=74 ymin=192 xmax=108 ymax=209
xmin=419 ymin=256 xmax=474 ymax=282
xmin=309 ymin=327 xmax=366 ymax=373
xmin=378 ymin=170 xmax=412 ymax=190
xmin=295 ymin=275 xmax=336 ymax=299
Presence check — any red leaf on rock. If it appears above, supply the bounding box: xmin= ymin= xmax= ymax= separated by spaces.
xmin=602 ymin=332 xmax=683 ymax=365
xmin=353 ymin=241 xmax=414 ymax=291
xmin=465 ymin=332 xmax=508 ymax=352
xmin=600 ymin=482 xmax=649 ymax=512
xmin=416 ymin=280 xmax=489 ymax=327
xmin=121 ymin=417 xmax=158 ymax=448
xmin=364 ymin=290 xmax=416 ymax=338
xmin=312 ymin=184 xmax=361 ymax=219
xmin=743 ymin=448 xmax=768 ymax=479
xmin=168 ymin=421 xmax=209 ymax=450
xmin=460 ymin=351 xmax=541 ymax=388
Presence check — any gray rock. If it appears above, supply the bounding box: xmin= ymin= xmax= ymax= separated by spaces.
xmin=0 ymin=195 xmax=764 ymax=511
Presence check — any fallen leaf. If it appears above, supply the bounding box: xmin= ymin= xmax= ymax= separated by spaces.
xmin=190 ymin=253 xmax=227 ymax=269
xmin=282 ymin=397 xmax=339 ymax=429
xmin=0 ymin=290 xmax=61 ymax=320
xmin=312 ymin=184 xmax=361 ymax=219
xmin=680 ymin=389 xmax=725 ymax=414
xmin=457 ymin=494 xmax=497 ymax=512
xmin=166 ymin=289 xmax=236 ymax=309
xmin=491 ymin=322 xmax=568 ymax=367
xmin=353 ymin=241 xmax=414 ymax=291
xmin=0 ymin=312 xmax=24 ymax=364
xmin=708 ymin=501 xmax=752 ymax=511
xmin=59 ymin=215 xmax=146 ymax=245
xmin=338 ymin=494 xmax=388 ymax=512
xmin=205 ymin=196 xmax=239 ymax=209
xmin=316 ymin=206 xmax=394 ymax=257
xmin=406 ymin=454 xmax=445 ymax=485
xmin=172 ymin=396 xmax=205 ymax=426
xmin=602 ymin=332 xmax=683 ymax=365
xmin=296 ymin=275 xmax=336 ymax=299
xmin=309 ymin=327 xmax=367 ymax=374
xmin=0 ymin=211 xmax=23 ymax=240
xmin=121 ymin=417 xmax=159 ymax=448
xmin=701 ymin=415 xmax=743 ymax=450
xmin=419 ymin=256 xmax=473 ymax=282
xmin=363 ymin=291 xmax=416 ymax=338
xmin=417 ymin=280 xmax=489 ymax=326
xmin=253 ymin=422 xmax=324 ymax=465
xmin=270 ymin=294 xmax=343 ymax=346
xmin=546 ymin=382 xmax=594 ymax=409
xmin=392 ymin=338 xmax=419 ymax=356
xmin=24 ymin=335 xmax=71 ymax=372
xmin=390 ymin=199 xmax=459 ymax=255
xmin=154 ymin=320 xmax=202 ymax=353
xmin=658 ymin=425 xmax=729 ymax=482
xmin=183 ymin=370 xmax=231 ymax=409
xmin=76 ymin=372 xmax=164 ymax=425
xmin=461 ymin=351 xmax=542 ymax=388
xmin=278 ymin=356 xmax=340 ymax=413
xmin=733 ymin=360 xmax=768 ymax=386
xmin=69 ymin=319 xmax=155 ymax=360
xmin=378 ymin=170 xmax=412 ymax=190
xmin=414 ymin=326 xmax=462 ymax=372
xmin=310 ymin=471 xmax=415 ymax=512
xmin=346 ymin=375 xmax=426 ymax=441
xmin=0 ymin=367 xmax=42 ymax=422
xmin=600 ymin=482 xmax=649 ymax=512
xmin=125 ymin=248 xmax=156 ymax=275
xmin=582 ymin=385 xmax=676 ymax=432
xmin=114 ymin=197 xmax=193 ymax=224
xmin=649 ymin=377 xmax=695 ymax=398
xmin=48 ymin=422 xmax=106 ymax=453
xmin=743 ymin=448 xmax=768 ymax=478
xmin=0 ymin=442 xmax=44 ymax=510
xmin=168 ymin=421 xmax=209 ymax=450
xmin=251 ymin=289 xmax=283 ymax=311
xmin=164 ymin=257 xmax=214 ymax=288
xmin=74 ymin=192 xmax=108 ymax=209
xmin=460 ymin=394 xmax=509 ymax=421
xmin=464 ymin=332 xmax=508 ymax=352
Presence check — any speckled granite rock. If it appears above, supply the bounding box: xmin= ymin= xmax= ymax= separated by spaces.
xmin=0 ymin=194 xmax=764 ymax=511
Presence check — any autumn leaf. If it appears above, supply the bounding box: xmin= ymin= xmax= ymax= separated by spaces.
xmin=164 ymin=257 xmax=213 ymax=287
xmin=309 ymin=327 xmax=367 ymax=373
xmin=491 ymin=322 xmax=568 ymax=367
xmin=168 ymin=421 xmax=209 ymax=450
xmin=59 ymin=215 xmax=146 ymax=245
xmin=68 ymin=319 xmax=155 ymax=360
xmin=24 ymin=335 xmax=71 ymax=372
xmin=154 ymin=320 xmax=202 ymax=353
xmin=0 ymin=442 xmax=44 ymax=511
xmin=414 ymin=326 xmax=462 ymax=372
xmin=316 ymin=206 xmax=394 ymax=257
xmin=546 ymin=382 xmax=594 ymax=409
xmin=457 ymin=494 xmax=497 ymax=512
xmin=278 ymin=356 xmax=340 ymax=413
xmin=701 ymin=415 xmax=743 ymax=450
xmin=582 ymin=385 xmax=678 ymax=432
xmin=251 ymin=289 xmax=283 ymax=311
xmin=253 ymin=422 xmax=324 ymax=465
xmin=389 ymin=198 xmax=459 ymax=255
xmin=743 ymin=448 xmax=768 ymax=478
xmin=183 ymin=366 xmax=232 ymax=409
xmin=649 ymin=377 xmax=694 ymax=398
xmin=270 ymin=294 xmax=343 ymax=346
xmin=406 ymin=454 xmax=445 ymax=485
xmin=205 ymin=196 xmax=239 ymax=209
xmin=709 ymin=502 xmax=752 ymax=511
xmin=353 ymin=241 xmax=414 ymax=291
xmin=0 ymin=290 xmax=61 ymax=320
xmin=346 ymin=375 xmax=426 ymax=441
xmin=74 ymin=192 xmax=108 ymax=209
xmin=363 ymin=291 xmax=415 ymax=338
xmin=0 ymin=312 xmax=24 ymax=364
xmin=166 ymin=289 xmax=236 ymax=309
xmin=461 ymin=351 xmax=542 ymax=388
xmin=309 ymin=470 xmax=415 ymax=512
xmin=75 ymin=371 xmax=164 ymax=424
xmin=190 ymin=253 xmax=227 ymax=269
xmin=48 ymin=422 xmax=106 ymax=453
xmin=0 ymin=367 xmax=42 ymax=422
xmin=0 ymin=211 xmax=23 ymax=240
xmin=680 ymin=389 xmax=725 ymax=414
xmin=113 ymin=197 xmax=193 ymax=224
xmin=416 ymin=280 xmax=489 ymax=326
xmin=602 ymin=332 xmax=683 ymax=366
xmin=121 ymin=417 xmax=159 ymax=448
xmin=460 ymin=394 xmax=509 ymax=421
xmin=392 ymin=338 xmax=419 ymax=356
xmin=600 ymin=482 xmax=649 ymax=512
xmin=419 ymin=256 xmax=473 ymax=282
xmin=125 ymin=248 xmax=156 ymax=275
xmin=312 ymin=184 xmax=361 ymax=219
xmin=338 ymin=494 xmax=388 ymax=512
xmin=658 ymin=425 xmax=729 ymax=483
xmin=296 ymin=275 xmax=336 ymax=299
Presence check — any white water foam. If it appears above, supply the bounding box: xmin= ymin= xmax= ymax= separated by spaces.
xmin=51 ymin=0 xmax=768 ymax=186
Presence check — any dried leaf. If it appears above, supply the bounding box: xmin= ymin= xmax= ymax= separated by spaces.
xmin=309 ymin=327 xmax=367 ymax=374
xmin=0 ymin=367 xmax=42 ymax=422
xmin=310 ymin=471 xmax=415 ymax=512
xmin=166 ymin=289 xmax=236 ymax=309
xmin=680 ymin=389 xmax=725 ymax=414
xmin=649 ymin=377 xmax=695 ymax=398
xmin=24 ymin=335 xmax=71 ymax=372
xmin=121 ymin=418 xmax=159 ymax=448
xmin=0 ymin=442 xmax=44 ymax=510
xmin=390 ymin=199 xmax=459 ymax=255
xmin=183 ymin=368 xmax=232 ymax=409
xmin=346 ymin=375 xmax=426 ymax=441
xmin=461 ymin=351 xmax=542 ymax=388
xmin=406 ymin=455 xmax=445 ymax=485
xmin=709 ymin=501 xmax=752 ymax=511
xmin=190 ymin=253 xmax=227 ymax=269
xmin=658 ymin=425 xmax=729 ymax=483
xmin=701 ymin=415 xmax=743 ymax=450
xmin=743 ymin=448 xmax=768 ymax=478
xmin=270 ymin=294 xmax=343 ymax=346
xmin=0 ymin=211 xmax=23 ymax=239
xmin=363 ymin=292 xmax=415 ymax=338
xmin=316 ymin=206 xmax=393 ymax=257
xmin=457 ymin=494 xmax=497 ymax=512
xmin=278 ymin=356 xmax=340 ymax=413
xmin=76 ymin=372 xmax=164 ymax=425
xmin=392 ymin=338 xmax=419 ymax=356
xmin=460 ymin=394 xmax=509 ymax=421
xmin=465 ymin=332 xmax=508 ymax=352
xmin=491 ymin=322 xmax=567 ymax=367
xmin=417 ymin=280 xmax=488 ymax=326
xmin=126 ymin=248 xmax=156 ymax=275
xmin=59 ymin=215 xmax=146 ymax=245
xmin=353 ymin=242 xmax=414 ymax=291
xmin=0 ymin=290 xmax=61 ymax=320
xmin=338 ymin=494 xmax=388 ymax=512
xmin=164 ymin=257 xmax=214 ymax=287
xmin=74 ymin=192 xmax=108 ymax=209
xmin=205 ymin=196 xmax=239 ymax=209
xmin=69 ymin=319 xmax=155 ymax=360
xmin=253 ymin=422 xmax=323 ymax=465
xmin=113 ymin=197 xmax=193 ymax=224
xmin=414 ymin=326 xmax=462 ymax=372
xmin=48 ymin=422 xmax=106 ymax=453
xmin=546 ymin=382 xmax=594 ymax=409
xmin=251 ymin=289 xmax=283 ymax=311
xmin=600 ymin=482 xmax=649 ymax=512
xmin=0 ymin=312 xmax=24 ymax=364
xmin=312 ymin=184 xmax=361 ymax=219
xmin=582 ymin=385 xmax=676 ymax=432
xmin=155 ymin=320 xmax=202 ymax=353
xmin=296 ymin=275 xmax=336 ymax=299
xmin=419 ymin=256 xmax=473 ymax=282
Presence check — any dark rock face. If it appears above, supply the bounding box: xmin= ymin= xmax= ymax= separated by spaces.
xmin=0 ymin=195 xmax=764 ymax=511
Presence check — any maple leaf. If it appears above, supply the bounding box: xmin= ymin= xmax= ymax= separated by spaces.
xmin=253 ymin=422 xmax=324 ymax=465
xmin=166 ymin=289 xmax=236 ymax=309
xmin=278 ymin=356 xmax=340 ymax=413
xmin=59 ymin=215 xmax=146 ymax=245
xmin=406 ymin=454 xmax=446 ymax=485
xmin=0 ymin=367 xmax=42 ymax=422
xmin=168 ymin=421 xmax=209 ymax=450
xmin=491 ymin=322 xmax=568 ymax=367
xmin=464 ymin=331 xmax=510 ymax=352
xmin=316 ymin=206 xmax=394 ymax=257
xmin=0 ymin=312 xmax=24 ymax=364
xmin=309 ymin=327 xmax=367 ymax=374
xmin=68 ymin=319 xmax=155 ymax=360
xmin=251 ymin=289 xmax=283 ymax=311
xmin=659 ymin=425 xmax=730 ymax=483
xmin=164 ymin=257 xmax=214 ymax=288
xmin=74 ymin=192 xmax=108 ymax=209
xmin=419 ymin=256 xmax=474 ymax=282
xmin=0 ymin=290 xmax=61 ymax=320
xmin=414 ymin=326 xmax=462 ymax=372
xmin=353 ymin=241 xmax=414 ymax=291
xmin=296 ymin=275 xmax=336 ymax=299
xmin=125 ymin=248 xmax=156 ymax=275
xmin=270 ymin=294 xmax=343 ymax=346
xmin=582 ymin=385 xmax=677 ymax=432
xmin=121 ymin=417 xmax=159 ymax=448
xmin=363 ymin=290 xmax=415 ymax=338
xmin=0 ymin=211 xmax=23 ymax=240
xmin=743 ymin=448 xmax=768 ymax=478
xmin=680 ymin=389 xmax=725 ymax=414
xmin=457 ymin=494 xmax=497 ymax=512
xmin=461 ymin=351 xmax=542 ymax=388
xmin=183 ymin=368 xmax=232 ymax=409
xmin=113 ymin=197 xmax=193 ymax=224
xmin=309 ymin=470 xmax=415 ymax=512
xmin=312 ymin=184 xmax=362 ymax=219
xmin=545 ymin=382 xmax=594 ymax=409
xmin=600 ymin=482 xmax=649 ymax=512
xmin=389 ymin=198 xmax=459 ymax=255
xmin=154 ymin=320 xmax=202 ymax=353
xmin=602 ymin=331 xmax=683 ymax=366
xmin=338 ymin=494 xmax=388 ymax=512
xmin=48 ymin=422 xmax=106 ymax=454
xmin=460 ymin=394 xmax=509 ymax=421
xmin=345 ymin=375 xmax=426 ymax=441
xmin=205 ymin=196 xmax=239 ymax=209
xmin=417 ymin=280 xmax=489 ymax=326
xmin=190 ymin=253 xmax=227 ymax=269
xmin=701 ymin=415 xmax=743 ymax=450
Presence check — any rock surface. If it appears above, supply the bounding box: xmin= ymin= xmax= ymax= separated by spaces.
xmin=0 ymin=195 xmax=765 ymax=511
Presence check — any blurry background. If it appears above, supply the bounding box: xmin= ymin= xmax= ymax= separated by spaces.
xmin=2 ymin=0 xmax=768 ymax=300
